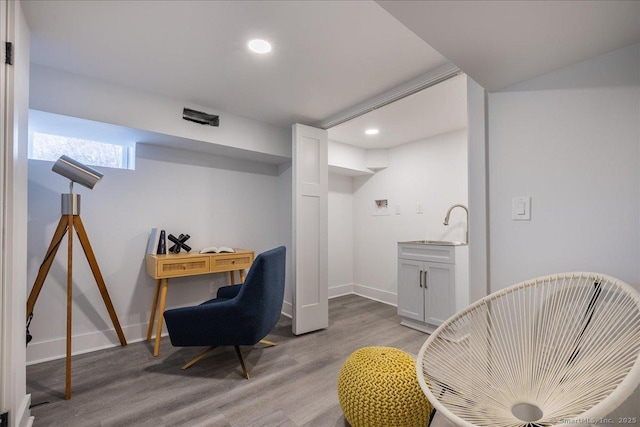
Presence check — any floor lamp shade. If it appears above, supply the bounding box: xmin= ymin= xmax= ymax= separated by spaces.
xmin=52 ymin=155 xmax=103 ymax=189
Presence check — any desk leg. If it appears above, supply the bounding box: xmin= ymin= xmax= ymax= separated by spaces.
xmin=239 ymin=269 xmax=246 ymax=283
xmin=153 ymin=278 xmax=168 ymax=357
xmin=147 ymin=279 xmax=161 ymax=341
xmin=229 ymin=271 xmax=235 ymax=285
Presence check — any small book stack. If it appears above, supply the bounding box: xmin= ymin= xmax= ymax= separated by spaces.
xmin=199 ymin=246 xmax=235 ymax=254
xmin=146 ymin=228 xmax=167 ymax=255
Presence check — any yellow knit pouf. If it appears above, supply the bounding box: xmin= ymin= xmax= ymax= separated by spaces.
xmin=337 ymin=346 xmax=433 ymax=427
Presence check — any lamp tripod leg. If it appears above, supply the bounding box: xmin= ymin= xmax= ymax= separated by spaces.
xmin=26 ymin=216 xmax=68 ymax=320
xmin=26 ymin=213 xmax=127 ymax=400
xmin=66 ymin=214 xmax=73 ymax=400
xmin=73 ymin=216 xmax=127 ymax=346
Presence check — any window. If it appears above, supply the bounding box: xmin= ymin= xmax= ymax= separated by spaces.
xmin=29 ymin=132 xmax=135 ymax=170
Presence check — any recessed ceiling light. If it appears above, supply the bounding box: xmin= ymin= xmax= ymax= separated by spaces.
xmin=248 ymin=39 xmax=272 ymax=54
xmin=365 ymin=129 xmax=379 ymax=135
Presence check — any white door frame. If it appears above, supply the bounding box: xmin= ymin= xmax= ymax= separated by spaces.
xmin=1 ymin=0 xmax=11 ymax=414
xmin=1 ymin=0 xmax=32 ymax=424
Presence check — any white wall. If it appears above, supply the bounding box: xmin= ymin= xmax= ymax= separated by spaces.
xmin=487 ymin=43 xmax=640 ymax=420
xmin=29 ymin=65 xmax=291 ymax=161
xmin=351 ymin=129 xmax=468 ymax=304
xmin=26 ymin=146 xmax=287 ymax=363
xmin=467 ymin=76 xmax=489 ymax=303
xmin=277 ymin=162 xmax=293 ymax=317
xmin=328 ymin=174 xmax=354 ymax=297
xmin=488 ymin=43 xmax=640 ymax=291
xmin=24 ymin=62 xmax=293 ymax=362
xmin=328 ymin=141 xmax=370 ymax=174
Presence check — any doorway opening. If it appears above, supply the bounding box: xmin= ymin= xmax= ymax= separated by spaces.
xmin=325 ymin=73 xmax=470 ymax=320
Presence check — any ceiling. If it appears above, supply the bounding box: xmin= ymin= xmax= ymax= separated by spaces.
xmin=21 ymin=0 xmax=640 ymax=151
xmin=328 ymin=73 xmax=467 ymax=149
xmin=21 ymin=0 xmax=448 ymax=129
xmin=378 ymin=0 xmax=640 ymax=92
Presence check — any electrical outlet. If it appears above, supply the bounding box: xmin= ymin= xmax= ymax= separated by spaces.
xmin=209 ymin=281 xmax=216 ymax=294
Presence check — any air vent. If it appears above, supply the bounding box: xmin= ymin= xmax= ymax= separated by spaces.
xmin=182 ymin=108 xmax=219 ymax=127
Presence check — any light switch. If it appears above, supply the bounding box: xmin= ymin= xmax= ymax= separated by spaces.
xmin=417 ymin=203 xmax=424 ymax=214
xmin=512 ymin=196 xmax=531 ymax=220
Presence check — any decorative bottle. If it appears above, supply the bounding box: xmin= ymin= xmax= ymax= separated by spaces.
xmin=157 ymin=230 xmax=166 ymax=254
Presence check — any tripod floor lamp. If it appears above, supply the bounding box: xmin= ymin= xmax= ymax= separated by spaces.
xmin=26 ymin=155 xmax=127 ymax=400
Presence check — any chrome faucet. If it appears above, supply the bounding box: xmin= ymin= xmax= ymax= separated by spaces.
xmin=443 ymin=204 xmax=469 ymax=244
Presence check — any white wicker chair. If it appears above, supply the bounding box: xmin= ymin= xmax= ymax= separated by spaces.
xmin=417 ymin=272 xmax=640 ymax=427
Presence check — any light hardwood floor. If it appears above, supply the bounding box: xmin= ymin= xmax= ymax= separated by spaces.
xmin=27 ymin=295 xmax=455 ymax=427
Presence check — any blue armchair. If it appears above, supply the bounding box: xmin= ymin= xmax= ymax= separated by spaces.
xmin=163 ymin=246 xmax=286 ymax=378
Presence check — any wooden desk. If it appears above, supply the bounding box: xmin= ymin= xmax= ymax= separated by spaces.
xmin=145 ymin=249 xmax=254 ymax=356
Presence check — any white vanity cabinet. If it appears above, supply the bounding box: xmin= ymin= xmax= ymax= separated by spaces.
xmin=397 ymin=242 xmax=468 ymax=333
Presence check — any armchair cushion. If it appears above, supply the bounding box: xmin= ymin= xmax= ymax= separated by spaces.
xmin=216 ymin=284 xmax=242 ymax=300
xmin=163 ymin=298 xmax=259 ymax=346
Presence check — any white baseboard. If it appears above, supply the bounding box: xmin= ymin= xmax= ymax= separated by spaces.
xmin=281 ymin=300 xmax=292 ymax=318
xmin=26 ymin=322 xmax=157 ymax=365
xmin=328 ymin=283 xmax=354 ymax=299
xmin=26 ymin=288 xmax=396 ymax=364
xmin=352 ymin=283 xmax=397 ymax=306
xmin=17 ymin=394 xmax=33 ymax=427
xmin=400 ymin=319 xmax=435 ymax=334
xmin=329 ymin=283 xmax=398 ymax=305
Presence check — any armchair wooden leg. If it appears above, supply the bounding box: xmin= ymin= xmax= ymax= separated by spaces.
xmin=234 ymin=346 xmax=250 ymax=379
xmin=181 ymin=346 xmax=217 ymax=370
xmin=180 ymin=342 xmax=274 ymax=376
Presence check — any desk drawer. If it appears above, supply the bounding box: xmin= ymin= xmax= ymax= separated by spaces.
xmin=157 ymin=257 xmax=210 ymax=278
xmin=210 ymin=254 xmax=253 ymax=272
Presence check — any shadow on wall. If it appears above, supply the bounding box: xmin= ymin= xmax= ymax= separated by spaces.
xmin=136 ymin=143 xmax=282 ymax=176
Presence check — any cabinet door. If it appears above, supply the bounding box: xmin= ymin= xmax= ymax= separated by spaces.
xmin=424 ymin=263 xmax=455 ymax=326
xmin=397 ymin=259 xmax=424 ymax=321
